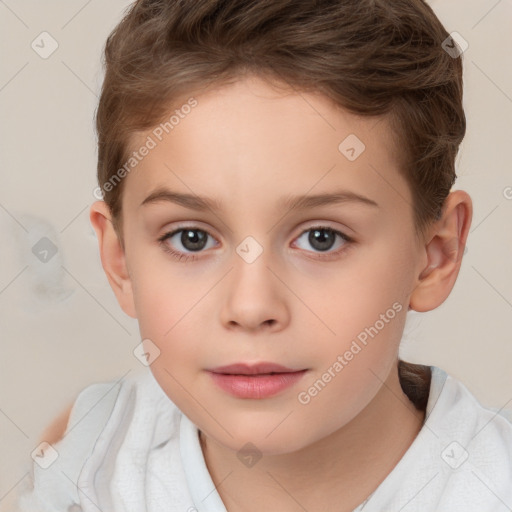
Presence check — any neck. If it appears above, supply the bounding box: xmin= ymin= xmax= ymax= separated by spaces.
xmin=199 ymin=365 xmax=426 ymax=512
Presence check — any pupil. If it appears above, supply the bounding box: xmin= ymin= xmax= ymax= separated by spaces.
xmin=179 ymin=228 xmax=336 ymax=253
xmin=309 ymin=228 xmax=335 ymax=251
xmin=182 ymin=229 xmax=207 ymax=251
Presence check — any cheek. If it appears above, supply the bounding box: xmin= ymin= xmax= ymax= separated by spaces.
xmin=305 ymin=241 xmax=412 ymax=388
xmin=319 ymin=247 xmax=411 ymax=339
xmin=295 ymin=303 xmax=407 ymax=442
xmin=129 ymin=246 xmax=194 ymax=332
xmin=129 ymin=263 xmax=209 ymax=373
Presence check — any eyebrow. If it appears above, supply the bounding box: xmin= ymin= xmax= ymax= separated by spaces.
xmin=140 ymin=187 xmax=379 ymax=212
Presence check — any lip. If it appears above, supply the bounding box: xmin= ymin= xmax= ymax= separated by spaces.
xmin=206 ymin=362 xmax=308 ymax=399
xmin=208 ymin=362 xmax=302 ymax=375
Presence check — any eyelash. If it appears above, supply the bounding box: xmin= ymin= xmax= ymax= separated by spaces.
xmin=157 ymin=225 xmax=354 ymax=263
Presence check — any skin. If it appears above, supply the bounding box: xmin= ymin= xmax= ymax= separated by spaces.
xmin=88 ymin=74 xmax=472 ymax=511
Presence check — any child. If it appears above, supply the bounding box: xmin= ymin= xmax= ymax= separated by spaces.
xmin=15 ymin=0 xmax=512 ymax=510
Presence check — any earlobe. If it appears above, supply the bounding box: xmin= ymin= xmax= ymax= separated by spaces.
xmin=409 ymin=190 xmax=473 ymax=312
xmin=89 ymin=201 xmax=137 ymax=319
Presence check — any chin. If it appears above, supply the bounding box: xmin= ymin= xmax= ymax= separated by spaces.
xmin=204 ymin=420 xmax=312 ymax=456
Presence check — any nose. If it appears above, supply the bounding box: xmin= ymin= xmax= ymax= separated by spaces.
xmin=219 ymin=248 xmax=290 ymax=333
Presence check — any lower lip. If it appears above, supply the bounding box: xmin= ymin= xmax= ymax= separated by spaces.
xmin=208 ymin=370 xmax=308 ymax=399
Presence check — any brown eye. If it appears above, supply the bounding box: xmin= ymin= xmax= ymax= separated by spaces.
xmin=158 ymin=227 xmax=217 ymax=260
xmin=308 ymin=228 xmax=336 ymax=251
xmin=294 ymin=226 xmax=351 ymax=254
xmin=176 ymin=229 xmax=208 ymax=251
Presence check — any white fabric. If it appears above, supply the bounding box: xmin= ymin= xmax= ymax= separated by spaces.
xmin=14 ymin=365 xmax=512 ymax=512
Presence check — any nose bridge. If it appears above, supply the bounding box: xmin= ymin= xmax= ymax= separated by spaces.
xmin=231 ymin=233 xmax=276 ymax=296
xmin=235 ymin=234 xmax=267 ymax=267
xmin=219 ymin=232 xmax=289 ymax=331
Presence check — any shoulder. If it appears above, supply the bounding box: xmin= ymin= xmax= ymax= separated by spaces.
xmin=14 ymin=370 xmax=148 ymax=511
xmin=433 ymin=366 xmax=512 ymax=433
xmin=359 ymin=366 xmax=512 ymax=510
xmin=37 ymin=375 xmax=123 ymax=445
xmin=37 ymin=402 xmax=74 ymax=446
xmin=429 ymin=366 xmax=512 ymax=502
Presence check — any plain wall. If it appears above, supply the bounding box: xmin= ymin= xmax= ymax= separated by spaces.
xmin=1 ymin=0 xmax=511 ymax=509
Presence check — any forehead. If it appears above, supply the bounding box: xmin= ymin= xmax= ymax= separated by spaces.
xmin=123 ymin=75 xmax=411 ymax=219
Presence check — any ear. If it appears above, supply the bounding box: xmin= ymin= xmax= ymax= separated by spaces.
xmin=89 ymin=201 xmax=137 ymax=319
xmin=409 ymin=190 xmax=473 ymax=312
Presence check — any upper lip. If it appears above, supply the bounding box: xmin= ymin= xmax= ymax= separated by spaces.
xmin=208 ymin=362 xmax=305 ymax=375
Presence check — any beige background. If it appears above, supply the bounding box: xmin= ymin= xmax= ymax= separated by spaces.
xmin=1 ymin=0 xmax=511 ymax=509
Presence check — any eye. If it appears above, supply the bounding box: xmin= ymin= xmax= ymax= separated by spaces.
xmin=158 ymin=227 xmax=217 ymax=261
xmin=293 ymin=226 xmax=353 ymax=258
xmin=157 ymin=224 xmax=353 ymax=263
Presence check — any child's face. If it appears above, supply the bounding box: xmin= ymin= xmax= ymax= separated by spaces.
xmin=113 ymin=75 xmax=428 ymax=453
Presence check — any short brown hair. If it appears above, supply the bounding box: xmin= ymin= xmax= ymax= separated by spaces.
xmin=95 ymin=0 xmax=465 ymax=408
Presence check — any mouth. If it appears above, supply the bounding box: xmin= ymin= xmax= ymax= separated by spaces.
xmin=206 ymin=362 xmax=309 ymax=399
xmin=208 ymin=362 xmax=306 ymax=376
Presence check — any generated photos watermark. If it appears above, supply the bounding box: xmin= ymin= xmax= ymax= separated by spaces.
xmin=297 ymin=301 xmax=403 ymax=405
xmin=93 ymin=97 xmax=198 ymax=200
